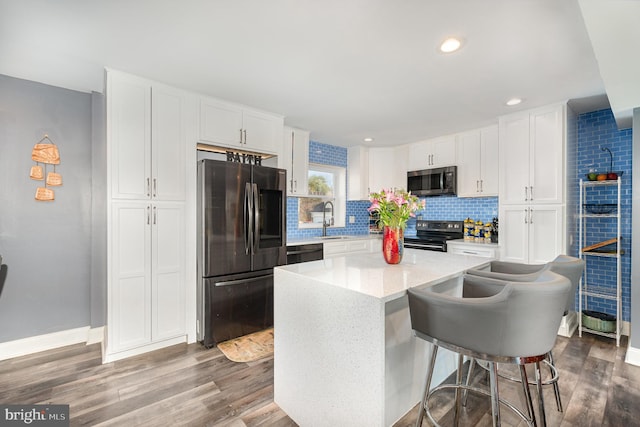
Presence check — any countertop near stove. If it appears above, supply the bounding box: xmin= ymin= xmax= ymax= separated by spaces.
xmin=273 ymin=250 xmax=492 ymax=427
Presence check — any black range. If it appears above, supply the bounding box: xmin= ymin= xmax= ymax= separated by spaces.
xmin=403 ymin=220 xmax=464 ymax=252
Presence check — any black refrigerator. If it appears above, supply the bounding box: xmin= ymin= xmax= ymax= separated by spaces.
xmin=197 ymin=158 xmax=286 ymax=347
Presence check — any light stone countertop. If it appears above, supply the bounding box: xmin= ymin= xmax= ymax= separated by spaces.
xmin=276 ymin=249 xmax=492 ymax=302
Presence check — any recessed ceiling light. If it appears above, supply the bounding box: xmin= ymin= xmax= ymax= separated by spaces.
xmin=506 ymin=98 xmax=522 ymax=106
xmin=439 ymin=37 xmax=462 ymax=53
xmin=363 ymin=137 xmax=374 ymax=142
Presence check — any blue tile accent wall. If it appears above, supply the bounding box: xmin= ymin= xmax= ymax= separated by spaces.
xmin=404 ymin=196 xmax=499 ymax=237
xmin=308 ymin=140 xmax=347 ymax=167
xmin=287 ymin=141 xmax=370 ymax=240
xmin=575 ymin=108 xmax=632 ymax=322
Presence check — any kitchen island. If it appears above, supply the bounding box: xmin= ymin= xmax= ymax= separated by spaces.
xmin=273 ymin=249 xmax=493 ymax=427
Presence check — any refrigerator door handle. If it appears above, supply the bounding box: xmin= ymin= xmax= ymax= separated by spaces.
xmin=252 ymin=183 xmax=259 ymax=254
xmin=213 ymin=273 xmax=274 ymax=287
xmin=244 ymin=182 xmax=252 ymax=255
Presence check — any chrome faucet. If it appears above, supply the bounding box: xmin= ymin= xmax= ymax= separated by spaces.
xmin=322 ymin=201 xmax=334 ymax=236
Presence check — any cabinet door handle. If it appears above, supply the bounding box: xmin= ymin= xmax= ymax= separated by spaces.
xmin=147 ymin=205 xmax=151 ymax=225
xmin=476 ymin=180 xmax=480 ymax=192
xmin=153 ymin=206 xmax=157 ymax=225
xmin=153 ymin=178 xmax=157 ymax=198
xmin=529 ymin=186 xmax=534 ymax=201
xmin=294 ymin=179 xmax=297 ymax=192
xmin=239 ymin=129 xmax=243 ymax=145
xmin=524 ymin=186 xmax=529 ymax=201
xmin=147 ymin=178 xmax=151 ymax=197
xmin=243 ymin=129 xmax=247 ymax=144
xmin=480 ymin=180 xmax=483 ymax=193
xmin=524 ymin=208 xmax=528 ymax=224
xmin=529 ymin=208 xmax=533 ymax=224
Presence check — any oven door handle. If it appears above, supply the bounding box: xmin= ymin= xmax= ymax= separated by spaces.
xmin=405 ymin=243 xmax=445 ymax=250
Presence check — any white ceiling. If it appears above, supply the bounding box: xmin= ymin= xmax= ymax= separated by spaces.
xmin=578 ymin=0 xmax=640 ymax=129
xmin=0 ymin=0 xmax=631 ymax=147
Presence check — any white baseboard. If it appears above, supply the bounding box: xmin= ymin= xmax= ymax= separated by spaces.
xmin=558 ymin=312 xmax=578 ymax=338
xmin=626 ymin=345 xmax=640 ymax=366
xmin=87 ymin=326 xmax=105 ymax=345
xmin=0 ymin=326 xmax=104 ymax=361
xmin=102 ymin=335 xmax=187 ymax=363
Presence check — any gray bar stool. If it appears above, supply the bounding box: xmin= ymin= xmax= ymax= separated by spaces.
xmin=408 ymin=271 xmax=570 ymax=427
xmin=466 ymin=255 xmax=585 ymax=412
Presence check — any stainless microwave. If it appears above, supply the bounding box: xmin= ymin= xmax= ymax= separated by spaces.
xmin=407 ymin=166 xmax=457 ymax=196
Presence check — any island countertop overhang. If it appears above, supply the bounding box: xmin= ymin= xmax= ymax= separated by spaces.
xmin=275 ymin=249 xmax=493 ymax=302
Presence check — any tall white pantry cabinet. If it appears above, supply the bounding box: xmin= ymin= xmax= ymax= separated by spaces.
xmin=105 ymin=70 xmax=191 ymax=362
xmin=498 ymin=103 xmax=568 ymax=264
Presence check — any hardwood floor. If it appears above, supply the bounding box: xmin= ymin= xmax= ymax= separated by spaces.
xmin=1 ymin=332 xmax=639 ymax=426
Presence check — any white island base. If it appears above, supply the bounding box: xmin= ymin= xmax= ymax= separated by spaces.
xmin=274 ymin=250 xmax=492 ymax=427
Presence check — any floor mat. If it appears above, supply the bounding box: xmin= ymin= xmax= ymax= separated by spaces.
xmin=217 ymin=328 xmax=274 ymax=363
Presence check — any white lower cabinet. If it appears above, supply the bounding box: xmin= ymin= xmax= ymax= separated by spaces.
xmin=323 ymin=239 xmax=375 ymax=258
xmin=499 ymin=204 xmax=564 ymax=264
xmin=447 ymin=241 xmax=499 ymax=258
xmin=108 ymin=201 xmax=185 ymax=358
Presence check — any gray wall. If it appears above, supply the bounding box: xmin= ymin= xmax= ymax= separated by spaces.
xmin=0 ymin=74 xmax=94 ymax=342
xmin=631 ymin=107 xmax=640 ymax=349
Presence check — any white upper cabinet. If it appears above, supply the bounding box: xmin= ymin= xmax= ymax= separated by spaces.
xmin=393 ymin=144 xmax=409 ymax=191
xmin=499 ymin=104 xmax=565 ymax=205
xmin=199 ymin=97 xmax=283 ymax=155
xmin=369 ymin=147 xmax=401 ymax=193
xmin=108 ymin=71 xmax=186 ymax=201
xmin=283 ymin=126 xmax=310 ymax=196
xmin=347 ymin=146 xmax=370 ymax=200
xmin=407 ymin=135 xmax=456 ymax=171
xmin=348 ymin=146 xmax=403 ymax=200
xmin=152 ymin=84 xmax=187 ymax=200
xmin=457 ymin=125 xmax=499 ymax=197
xmin=108 ymin=72 xmax=151 ymax=200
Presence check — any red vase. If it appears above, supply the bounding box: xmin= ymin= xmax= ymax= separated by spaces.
xmin=382 ymin=226 xmax=404 ymax=264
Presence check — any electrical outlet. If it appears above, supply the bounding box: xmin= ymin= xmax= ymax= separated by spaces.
xmin=349 ymin=215 xmax=355 ymax=224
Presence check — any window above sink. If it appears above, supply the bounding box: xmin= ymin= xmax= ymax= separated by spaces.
xmin=298 ymin=163 xmax=346 ymax=229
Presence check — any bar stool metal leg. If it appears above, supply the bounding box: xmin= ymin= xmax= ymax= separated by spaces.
xmin=519 ymin=365 xmax=537 ymax=426
xmin=416 ymin=345 xmax=439 ymax=427
xmin=488 ymin=361 xmax=501 ymax=427
xmin=462 ymin=358 xmax=476 ymax=407
xmin=547 ymin=351 xmax=563 ymax=412
xmin=454 ymin=354 xmax=464 ymax=426
xmin=535 ymin=361 xmax=547 ymax=427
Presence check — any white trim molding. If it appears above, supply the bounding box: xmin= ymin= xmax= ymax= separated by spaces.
xmin=557 ymin=312 xmax=578 ymax=338
xmin=625 ymin=344 xmax=640 ymax=366
xmin=0 ymin=326 xmax=104 ymax=361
